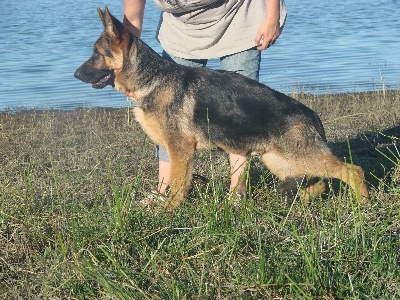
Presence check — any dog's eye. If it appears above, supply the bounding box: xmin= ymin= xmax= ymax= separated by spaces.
xmin=93 ymin=49 xmax=103 ymax=60
xmin=105 ymin=49 xmax=113 ymax=58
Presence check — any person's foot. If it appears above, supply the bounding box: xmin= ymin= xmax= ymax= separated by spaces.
xmin=138 ymin=190 xmax=167 ymax=208
xmin=227 ymin=191 xmax=244 ymax=207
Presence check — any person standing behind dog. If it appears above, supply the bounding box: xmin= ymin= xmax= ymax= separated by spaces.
xmin=123 ymin=0 xmax=287 ymax=200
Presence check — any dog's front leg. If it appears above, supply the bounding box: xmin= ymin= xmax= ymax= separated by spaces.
xmin=164 ymin=143 xmax=196 ymax=209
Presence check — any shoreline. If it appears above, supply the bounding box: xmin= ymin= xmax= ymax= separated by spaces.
xmin=1 ymin=89 xmax=398 ymax=114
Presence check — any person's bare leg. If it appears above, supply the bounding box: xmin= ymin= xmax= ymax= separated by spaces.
xmin=158 ymin=160 xmax=170 ymax=194
xmin=229 ymin=153 xmax=247 ymax=195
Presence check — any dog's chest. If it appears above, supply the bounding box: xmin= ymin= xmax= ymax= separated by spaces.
xmin=132 ymin=106 xmax=213 ymax=151
xmin=132 ymin=107 xmax=167 ymax=147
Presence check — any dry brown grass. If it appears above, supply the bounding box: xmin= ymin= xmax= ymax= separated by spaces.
xmin=1 ymin=90 xmax=399 ymax=299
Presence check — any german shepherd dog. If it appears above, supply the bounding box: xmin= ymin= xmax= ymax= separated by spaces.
xmin=75 ymin=7 xmax=369 ymax=208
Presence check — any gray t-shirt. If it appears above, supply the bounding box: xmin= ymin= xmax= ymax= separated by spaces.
xmin=153 ymin=0 xmax=287 ymax=59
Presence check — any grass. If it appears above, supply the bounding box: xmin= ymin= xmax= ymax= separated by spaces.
xmin=1 ymin=90 xmax=399 ymax=299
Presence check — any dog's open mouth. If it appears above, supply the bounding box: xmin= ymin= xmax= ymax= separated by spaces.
xmin=91 ymin=73 xmax=114 ymax=89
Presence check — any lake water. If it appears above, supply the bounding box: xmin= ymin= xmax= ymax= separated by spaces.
xmin=0 ymin=0 xmax=399 ymax=111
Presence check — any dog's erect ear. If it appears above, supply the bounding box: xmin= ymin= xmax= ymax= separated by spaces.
xmin=97 ymin=6 xmax=122 ymax=39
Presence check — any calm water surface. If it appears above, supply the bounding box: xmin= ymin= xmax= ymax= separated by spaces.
xmin=0 ymin=0 xmax=399 ymax=111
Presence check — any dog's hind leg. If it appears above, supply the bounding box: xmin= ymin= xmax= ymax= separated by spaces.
xmin=300 ymin=179 xmax=326 ymax=202
xmin=279 ymin=176 xmax=326 ymax=201
xmin=261 ymin=151 xmax=369 ymax=203
xmin=164 ymin=140 xmax=196 ymax=209
xmin=314 ymin=154 xmax=369 ymax=203
xmin=260 ymin=152 xmax=315 ymax=200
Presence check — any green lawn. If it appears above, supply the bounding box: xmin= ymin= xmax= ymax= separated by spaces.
xmin=1 ymin=90 xmax=399 ymax=299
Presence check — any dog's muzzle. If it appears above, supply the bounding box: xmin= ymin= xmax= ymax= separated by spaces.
xmin=74 ymin=66 xmax=114 ymax=89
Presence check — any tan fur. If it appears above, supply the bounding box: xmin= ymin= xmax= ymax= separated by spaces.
xmin=301 ymin=181 xmax=327 ymax=202
xmin=261 ymin=150 xmax=369 ymax=201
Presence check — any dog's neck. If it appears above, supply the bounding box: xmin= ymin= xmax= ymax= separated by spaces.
xmin=116 ymin=35 xmax=176 ymax=105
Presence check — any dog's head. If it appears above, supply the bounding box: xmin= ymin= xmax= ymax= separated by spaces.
xmin=74 ymin=6 xmax=129 ymax=89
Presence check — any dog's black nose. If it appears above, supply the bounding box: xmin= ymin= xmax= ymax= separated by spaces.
xmin=74 ymin=69 xmax=81 ymax=80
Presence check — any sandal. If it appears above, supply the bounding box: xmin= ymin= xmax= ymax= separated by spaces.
xmin=227 ymin=191 xmax=244 ymax=207
xmin=138 ymin=190 xmax=167 ymax=208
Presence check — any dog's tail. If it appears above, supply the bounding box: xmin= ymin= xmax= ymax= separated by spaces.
xmin=311 ymin=111 xmax=327 ymax=142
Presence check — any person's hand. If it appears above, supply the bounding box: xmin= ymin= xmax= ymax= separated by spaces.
xmin=255 ymin=18 xmax=281 ymax=51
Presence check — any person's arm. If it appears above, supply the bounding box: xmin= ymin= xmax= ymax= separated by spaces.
xmin=123 ymin=0 xmax=146 ymax=37
xmin=255 ymin=0 xmax=282 ymax=51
